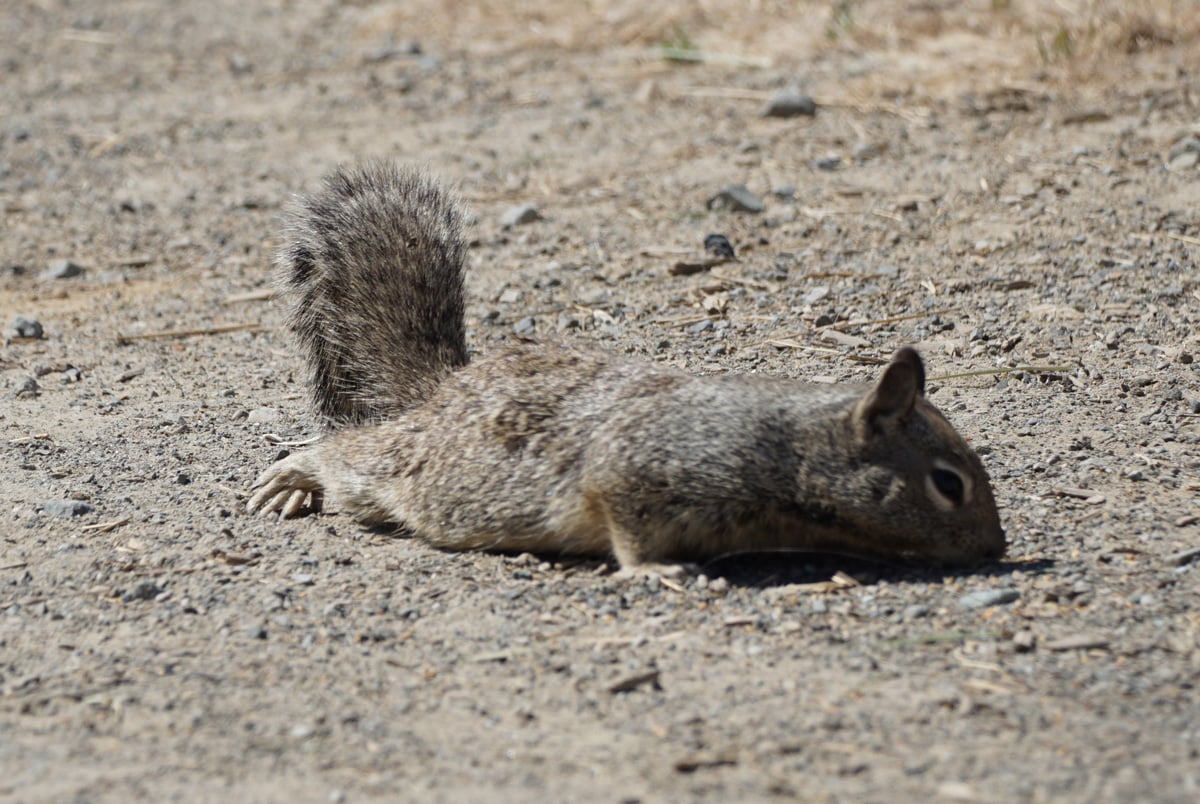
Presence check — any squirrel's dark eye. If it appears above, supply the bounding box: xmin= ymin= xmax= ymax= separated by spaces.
xmin=930 ymin=467 xmax=964 ymax=505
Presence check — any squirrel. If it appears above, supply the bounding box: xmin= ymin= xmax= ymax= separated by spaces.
xmin=248 ymin=162 xmax=1006 ymax=576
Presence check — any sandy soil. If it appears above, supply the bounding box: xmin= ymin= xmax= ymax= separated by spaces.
xmin=3 ymin=1 xmax=1199 ymax=800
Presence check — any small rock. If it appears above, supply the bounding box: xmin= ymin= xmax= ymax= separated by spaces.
xmin=814 ymin=155 xmax=841 ymax=171
xmin=704 ymin=233 xmax=735 ymax=258
xmin=1168 ymin=150 xmax=1199 ymax=171
xmin=958 ymin=588 xmax=1020 ymax=610
xmin=771 ymin=184 xmax=796 ymax=200
xmin=513 ymin=316 xmax=536 ymax=335
xmin=11 ymin=316 xmax=43 ymax=339
xmin=15 ymin=377 xmax=40 ymax=398
xmin=902 ymin=604 xmax=929 ymax=621
xmin=1168 ymin=135 xmax=1200 ymax=160
xmin=803 ymin=286 xmax=830 ymax=304
xmin=762 ymin=90 xmax=816 ymax=118
xmin=227 ymin=53 xmax=253 ymax=74
xmin=556 ymin=313 xmax=580 ymax=332
xmin=1166 ymin=546 xmax=1200 ymax=567
xmin=500 ymin=204 xmax=540 ymax=227
xmin=293 ymin=573 xmax=315 ymax=586
xmin=707 ymin=185 xmax=764 ymax=213
xmin=246 ymin=624 xmax=268 ymax=640
xmin=707 ymin=577 xmax=729 ymax=595
xmin=43 ymin=499 xmax=94 ymax=517
xmin=1178 ymin=352 xmax=1193 ymax=364
xmin=123 ymin=580 xmax=162 ymax=602
xmin=687 ymin=319 xmax=714 ymax=335
xmin=44 ymin=259 xmax=84 ymax=279
xmin=175 ymin=471 xmax=191 ymax=485
xmin=852 ymin=142 xmax=884 ymax=160
xmin=1012 ymin=630 xmax=1037 ymax=652
xmin=247 ymin=407 xmax=280 ymax=424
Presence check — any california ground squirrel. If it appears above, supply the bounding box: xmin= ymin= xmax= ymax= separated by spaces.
xmin=248 ymin=163 xmax=1005 ymax=575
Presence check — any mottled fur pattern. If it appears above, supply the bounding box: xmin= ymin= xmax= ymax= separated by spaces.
xmin=250 ymin=163 xmax=1006 ymax=572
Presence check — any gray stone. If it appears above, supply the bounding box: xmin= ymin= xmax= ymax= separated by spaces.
xmin=853 ymin=142 xmax=884 ymax=160
xmin=43 ymin=499 xmax=94 ymax=517
xmin=1168 ymin=135 xmax=1200 ymax=160
xmin=501 ymin=204 xmax=540 ymax=227
xmin=44 ymin=259 xmax=84 ymax=279
xmin=959 ymin=588 xmax=1020 ymax=610
xmin=11 ymin=316 xmax=43 ymax=338
xmin=123 ymin=580 xmax=162 ymax=602
xmin=14 ymin=376 xmax=39 ymax=398
xmin=513 ymin=316 xmax=536 ymax=335
xmin=1168 ymin=150 xmax=1199 ymax=171
xmin=707 ymin=184 xmax=764 ymax=213
xmin=247 ymin=407 xmax=280 ymax=424
xmin=762 ymin=90 xmax=816 ymax=118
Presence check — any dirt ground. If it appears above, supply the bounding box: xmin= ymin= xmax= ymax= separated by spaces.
xmin=3 ymin=0 xmax=1200 ymax=800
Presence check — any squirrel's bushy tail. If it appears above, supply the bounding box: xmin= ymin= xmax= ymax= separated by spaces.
xmin=275 ymin=163 xmax=469 ymax=430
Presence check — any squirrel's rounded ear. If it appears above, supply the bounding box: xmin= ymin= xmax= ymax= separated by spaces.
xmin=856 ymin=347 xmax=925 ymax=426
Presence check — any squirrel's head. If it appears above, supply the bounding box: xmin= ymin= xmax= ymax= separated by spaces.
xmin=844 ymin=347 xmax=1006 ymax=565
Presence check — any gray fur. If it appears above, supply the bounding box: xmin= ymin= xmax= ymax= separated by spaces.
xmin=251 ymin=163 xmax=1006 ymax=572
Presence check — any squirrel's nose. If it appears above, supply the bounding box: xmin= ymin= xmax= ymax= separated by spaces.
xmin=983 ymin=528 xmax=1007 ymax=560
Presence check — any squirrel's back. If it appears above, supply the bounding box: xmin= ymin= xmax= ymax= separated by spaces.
xmin=275 ymin=163 xmax=469 ymax=429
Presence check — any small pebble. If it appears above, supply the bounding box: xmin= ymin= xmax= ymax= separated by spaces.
xmin=814 ymin=155 xmax=841 ymax=171
xmin=11 ymin=315 xmax=43 ymax=338
xmin=1166 ymin=546 xmax=1200 ymax=567
xmin=704 ymin=233 xmax=735 ymax=258
xmin=15 ymin=377 xmax=40 ymax=398
xmin=707 ymin=185 xmax=764 ymax=213
xmin=247 ymin=407 xmax=280 ymax=424
xmin=958 ymin=588 xmax=1020 ymax=610
xmin=500 ymin=204 xmax=540 ymax=227
xmin=687 ymin=319 xmax=714 ymax=335
xmin=1168 ymin=135 xmax=1200 ymax=160
xmin=43 ymin=499 xmax=94 ymax=517
xmin=762 ymin=90 xmax=816 ymax=118
xmin=123 ymin=580 xmax=162 ymax=602
xmin=513 ymin=316 xmax=536 ymax=335
xmin=43 ymin=259 xmax=84 ymax=279
xmin=852 ymin=142 xmax=884 ymax=160
xmin=1168 ymin=150 xmax=1199 ymax=171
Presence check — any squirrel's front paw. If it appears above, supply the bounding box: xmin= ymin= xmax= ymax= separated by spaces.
xmin=247 ymin=453 xmax=324 ymax=518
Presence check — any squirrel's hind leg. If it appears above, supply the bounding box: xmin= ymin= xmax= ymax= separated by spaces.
xmin=600 ymin=507 xmax=698 ymax=581
xmin=247 ymin=451 xmax=325 ymax=518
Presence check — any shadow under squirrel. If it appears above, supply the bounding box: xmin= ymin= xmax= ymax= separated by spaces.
xmin=248 ymin=163 xmax=1005 ymax=575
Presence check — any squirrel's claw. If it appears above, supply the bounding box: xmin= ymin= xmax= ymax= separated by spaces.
xmin=247 ymin=454 xmax=324 ymax=518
